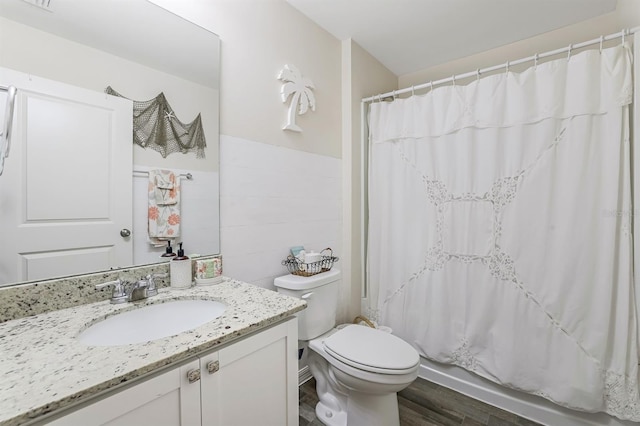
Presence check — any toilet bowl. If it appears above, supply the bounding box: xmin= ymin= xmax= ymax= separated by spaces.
xmin=307 ymin=325 xmax=419 ymax=426
xmin=274 ymin=270 xmax=420 ymax=426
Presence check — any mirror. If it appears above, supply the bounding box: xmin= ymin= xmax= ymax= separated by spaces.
xmin=0 ymin=0 xmax=220 ymax=287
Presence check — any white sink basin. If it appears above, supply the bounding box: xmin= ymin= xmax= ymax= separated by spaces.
xmin=78 ymin=300 xmax=227 ymax=346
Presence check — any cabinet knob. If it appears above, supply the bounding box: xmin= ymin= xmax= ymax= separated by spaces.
xmin=187 ymin=369 xmax=201 ymax=383
xmin=207 ymin=360 xmax=219 ymax=374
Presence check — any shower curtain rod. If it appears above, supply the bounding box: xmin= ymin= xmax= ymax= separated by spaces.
xmin=362 ymin=26 xmax=639 ymax=103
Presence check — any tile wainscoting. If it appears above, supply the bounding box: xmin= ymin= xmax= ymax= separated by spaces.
xmin=220 ymin=135 xmax=342 ymax=289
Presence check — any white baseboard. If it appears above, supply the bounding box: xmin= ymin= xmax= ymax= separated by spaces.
xmin=298 ymin=365 xmax=312 ymax=386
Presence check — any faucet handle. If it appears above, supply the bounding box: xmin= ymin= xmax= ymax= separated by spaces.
xmin=145 ymin=273 xmax=168 ymax=297
xmin=95 ymin=279 xmax=128 ymax=304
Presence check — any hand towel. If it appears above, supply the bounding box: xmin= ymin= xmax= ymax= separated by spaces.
xmin=148 ymin=169 xmax=180 ymax=246
xmin=154 ymin=173 xmax=178 ymax=205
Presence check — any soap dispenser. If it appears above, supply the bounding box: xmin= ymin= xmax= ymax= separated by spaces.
xmin=160 ymin=241 xmax=177 ymax=260
xmin=170 ymin=243 xmax=191 ymax=288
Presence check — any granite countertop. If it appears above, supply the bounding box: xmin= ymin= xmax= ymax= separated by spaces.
xmin=0 ymin=278 xmax=306 ymax=426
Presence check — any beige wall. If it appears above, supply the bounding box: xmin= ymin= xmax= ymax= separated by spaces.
xmin=151 ymin=0 xmax=342 ymax=159
xmin=150 ymin=1 xmax=398 ymax=322
xmin=341 ymin=39 xmax=397 ymax=321
xmin=150 ymin=1 xmax=354 ymax=322
xmin=399 ymin=0 xmax=640 ymax=88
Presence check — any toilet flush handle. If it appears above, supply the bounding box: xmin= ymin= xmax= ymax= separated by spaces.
xmin=301 ymin=292 xmax=314 ymax=300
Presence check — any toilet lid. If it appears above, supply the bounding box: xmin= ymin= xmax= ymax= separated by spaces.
xmin=323 ymin=325 xmax=419 ymax=374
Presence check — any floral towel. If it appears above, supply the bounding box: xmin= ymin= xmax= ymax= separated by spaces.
xmin=148 ymin=169 xmax=180 ymax=245
xmin=154 ymin=172 xmax=178 ymax=205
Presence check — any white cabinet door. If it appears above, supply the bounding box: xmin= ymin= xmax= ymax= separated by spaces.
xmin=201 ymin=318 xmax=299 ymax=426
xmin=48 ymin=360 xmax=201 ymax=426
xmin=0 ymin=67 xmax=133 ymax=284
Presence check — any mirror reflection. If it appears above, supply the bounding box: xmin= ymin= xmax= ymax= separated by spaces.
xmin=0 ymin=0 xmax=220 ymax=287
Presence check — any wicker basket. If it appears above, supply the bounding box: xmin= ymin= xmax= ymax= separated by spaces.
xmin=282 ymin=248 xmax=339 ymax=277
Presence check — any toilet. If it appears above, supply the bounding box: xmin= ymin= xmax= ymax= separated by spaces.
xmin=274 ymin=269 xmax=419 ymax=426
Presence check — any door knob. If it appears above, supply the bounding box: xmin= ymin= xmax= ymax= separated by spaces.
xmin=120 ymin=229 xmax=131 ymax=237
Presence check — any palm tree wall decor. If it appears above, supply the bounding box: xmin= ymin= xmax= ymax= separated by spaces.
xmin=278 ymin=64 xmax=316 ymax=132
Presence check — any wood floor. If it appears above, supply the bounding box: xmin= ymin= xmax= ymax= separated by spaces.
xmin=299 ymin=377 xmax=541 ymax=426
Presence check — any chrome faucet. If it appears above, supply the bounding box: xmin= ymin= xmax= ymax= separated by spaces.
xmin=95 ymin=279 xmax=129 ymax=304
xmin=96 ymin=273 xmax=167 ymax=304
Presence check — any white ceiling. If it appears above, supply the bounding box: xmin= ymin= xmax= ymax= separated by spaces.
xmin=286 ymin=0 xmax=617 ymax=76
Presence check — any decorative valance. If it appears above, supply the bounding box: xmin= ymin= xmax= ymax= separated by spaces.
xmin=369 ymin=44 xmax=632 ymax=143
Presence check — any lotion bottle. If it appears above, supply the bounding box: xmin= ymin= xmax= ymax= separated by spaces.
xmin=170 ymin=243 xmax=191 ymax=288
xmin=161 ymin=241 xmax=177 ymax=260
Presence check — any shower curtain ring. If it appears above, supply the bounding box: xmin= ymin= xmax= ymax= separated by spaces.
xmin=505 ymin=61 xmax=510 ymax=74
xmin=392 ymin=90 xmax=397 ymax=100
xmin=452 ymin=75 xmax=456 ymax=86
xmin=622 ymin=29 xmax=627 ymax=45
xmin=533 ymin=53 xmax=538 ymax=69
xmin=429 ymin=81 xmax=434 ymax=92
xmin=476 ymin=69 xmax=480 ymax=81
xmin=567 ymin=44 xmax=572 ymax=61
xmin=411 ymin=85 xmax=415 ymax=96
xmin=599 ymin=35 xmax=604 ymax=53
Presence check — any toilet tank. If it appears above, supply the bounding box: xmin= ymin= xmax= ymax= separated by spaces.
xmin=274 ymin=269 xmax=340 ymax=340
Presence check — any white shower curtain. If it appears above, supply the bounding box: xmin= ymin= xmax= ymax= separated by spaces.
xmin=367 ymin=44 xmax=638 ymax=420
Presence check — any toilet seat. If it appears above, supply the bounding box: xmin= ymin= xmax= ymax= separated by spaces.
xmin=322 ymin=325 xmax=419 ymax=375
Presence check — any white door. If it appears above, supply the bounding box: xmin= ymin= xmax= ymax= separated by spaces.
xmin=0 ymin=67 xmax=132 ymax=284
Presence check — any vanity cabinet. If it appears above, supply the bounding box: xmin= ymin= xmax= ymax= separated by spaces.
xmin=47 ymin=318 xmax=298 ymax=426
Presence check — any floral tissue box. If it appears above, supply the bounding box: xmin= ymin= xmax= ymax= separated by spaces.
xmin=195 ymin=257 xmax=222 ymax=285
